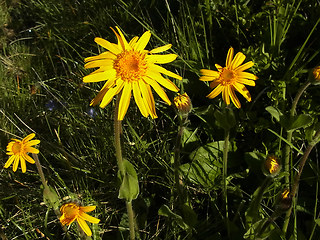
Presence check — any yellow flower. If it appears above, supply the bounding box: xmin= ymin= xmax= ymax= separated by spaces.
xmin=262 ymin=155 xmax=281 ymax=177
xmin=83 ymin=26 xmax=182 ymax=120
xmin=4 ymin=133 xmax=40 ymax=173
xmin=312 ymin=66 xmax=320 ymax=81
xmin=59 ymin=202 xmax=100 ymax=236
xmin=200 ymin=47 xmax=258 ymax=108
xmin=174 ymin=93 xmax=192 ymax=115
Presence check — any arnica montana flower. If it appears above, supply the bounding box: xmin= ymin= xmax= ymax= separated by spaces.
xmin=262 ymin=155 xmax=281 ymax=177
xmin=83 ymin=26 xmax=182 ymax=120
xmin=60 ymin=202 xmax=100 ymax=236
xmin=4 ymin=133 xmax=40 ymax=173
xmin=174 ymin=93 xmax=192 ymax=115
xmin=200 ymin=47 xmax=258 ymax=108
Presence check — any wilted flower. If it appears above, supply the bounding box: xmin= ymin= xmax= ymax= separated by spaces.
xmin=4 ymin=133 xmax=40 ymax=173
xmin=83 ymin=26 xmax=182 ymax=120
xmin=174 ymin=93 xmax=192 ymax=115
xmin=59 ymin=202 xmax=100 ymax=236
xmin=200 ymin=47 xmax=258 ymax=108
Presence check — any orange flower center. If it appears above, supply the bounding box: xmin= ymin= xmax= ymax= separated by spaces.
xmin=113 ymin=50 xmax=148 ymax=82
xmin=60 ymin=203 xmax=79 ymax=225
xmin=12 ymin=142 xmax=22 ymax=154
xmin=220 ymin=68 xmax=236 ymax=85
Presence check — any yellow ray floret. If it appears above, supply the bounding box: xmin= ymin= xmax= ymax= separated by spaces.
xmin=200 ymin=47 xmax=258 ymax=108
xmin=83 ymin=26 xmax=182 ymax=120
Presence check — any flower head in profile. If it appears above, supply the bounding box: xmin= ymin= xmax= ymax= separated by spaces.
xmin=312 ymin=66 xmax=320 ymax=81
xmin=60 ymin=202 xmax=100 ymax=236
xmin=262 ymin=155 xmax=281 ymax=177
xmin=174 ymin=92 xmax=192 ymax=115
xmin=84 ymin=26 xmax=182 ymax=120
xmin=4 ymin=133 xmax=40 ymax=173
xmin=200 ymin=47 xmax=258 ymax=108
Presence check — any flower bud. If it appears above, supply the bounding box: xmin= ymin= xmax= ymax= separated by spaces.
xmin=312 ymin=66 xmax=320 ymax=81
xmin=262 ymin=155 xmax=281 ymax=177
xmin=276 ymin=189 xmax=292 ymax=211
xmin=174 ymin=93 xmax=192 ymax=115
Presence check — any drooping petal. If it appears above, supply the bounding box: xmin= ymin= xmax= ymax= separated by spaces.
xmin=99 ymin=80 xmax=125 ymax=108
xmin=79 ymin=212 xmax=100 ymax=224
xmin=144 ymin=77 xmax=171 ymax=105
xmin=146 ymin=70 xmax=179 ymax=92
xmin=13 ymin=156 xmax=20 ymax=172
xmin=226 ymin=47 xmax=234 ymax=67
xmin=230 ymin=52 xmax=246 ymax=69
xmin=139 ymin=81 xmax=157 ymax=118
xmin=233 ymin=83 xmax=251 ymax=102
xmin=94 ymin=37 xmax=121 ymax=55
xmin=22 ymin=153 xmax=35 ymax=164
xmin=229 ymin=88 xmax=241 ymax=108
xmin=118 ymin=83 xmax=132 ymax=120
xmin=135 ymin=31 xmax=151 ymax=51
xmin=150 ymin=44 xmax=172 ymax=54
xmin=146 ymin=54 xmax=177 ymax=64
xmin=77 ymin=218 xmax=92 ymax=236
xmin=4 ymin=155 xmax=15 ymax=168
xmin=207 ymin=84 xmax=223 ymax=99
xmin=20 ymin=158 xmax=27 ymax=173
xmin=222 ymin=85 xmax=231 ymax=105
xmin=132 ymin=82 xmax=149 ymax=117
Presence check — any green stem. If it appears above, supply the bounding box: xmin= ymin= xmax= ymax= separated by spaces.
xmin=284 ymin=81 xmax=311 ymax=185
xmin=223 ymin=129 xmax=230 ymax=236
xmin=33 ymin=153 xmax=50 ymax=191
xmin=114 ymin=94 xmax=135 ymax=240
xmin=282 ymin=129 xmax=320 ymax=233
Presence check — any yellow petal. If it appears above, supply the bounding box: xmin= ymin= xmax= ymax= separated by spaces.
xmin=133 ymin=82 xmax=149 ymax=118
xmin=226 ymin=47 xmax=234 ymax=67
xmin=113 ymin=26 xmax=130 ymax=50
xmin=80 ymin=206 xmax=96 ymax=213
xmin=237 ymin=72 xmax=258 ymax=80
xmin=77 ymin=218 xmax=92 ymax=236
xmin=146 ymin=54 xmax=177 ymax=64
xmin=129 ymin=36 xmax=139 ymax=46
xmin=4 ymin=155 xmax=15 ymax=168
xmin=139 ymin=81 xmax=157 ymax=118
xmin=231 ymin=52 xmax=246 ymax=69
xmin=143 ymin=77 xmax=171 ymax=105
xmin=90 ymin=81 xmax=114 ymax=106
xmin=118 ymin=83 xmax=132 ymax=120
xmin=23 ymin=133 xmax=35 ymax=142
xmin=200 ymin=69 xmax=220 ymax=77
xmin=229 ymin=88 xmax=241 ymax=108
xmin=25 ymin=140 xmax=40 ymax=147
xmin=13 ymin=156 xmax=20 ymax=172
xmin=237 ymin=78 xmax=255 ymax=86
xmin=100 ymin=80 xmax=125 ymax=108
xmin=79 ymin=212 xmax=100 ymax=224
xmin=215 ymin=64 xmax=223 ymax=71
xmin=22 ymin=153 xmax=35 ymax=164
xmin=233 ymin=83 xmax=251 ymax=102
xmin=199 ymin=76 xmax=216 ymax=82
xmin=207 ymin=84 xmax=223 ymax=99
xmin=25 ymin=147 xmax=39 ymax=154
xmin=85 ymin=52 xmax=115 ymax=63
xmin=84 ymin=59 xmax=114 ymax=69
xmin=20 ymin=158 xmax=26 ymax=173
xmin=135 ymin=31 xmax=151 ymax=51
xmin=150 ymin=64 xmax=182 ymax=80
xmin=83 ymin=72 xmax=108 ymax=83
xmin=150 ymin=44 xmax=172 ymax=54
xmin=146 ymin=70 xmax=179 ymax=92
xmin=94 ymin=37 xmax=121 ymax=55
xmin=235 ymin=61 xmax=254 ymax=72
xmin=222 ymin=85 xmax=230 ymax=105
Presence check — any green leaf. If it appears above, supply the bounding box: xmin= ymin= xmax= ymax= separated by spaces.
xmin=43 ymin=186 xmax=60 ymax=210
xmin=214 ymin=108 xmax=236 ymax=130
xmin=158 ymin=204 xmax=189 ymax=230
xmin=118 ymin=160 xmax=139 ymax=202
xmin=280 ymin=114 xmax=313 ymax=131
xmin=265 ymin=106 xmax=282 ymax=122
xmin=315 ymin=218 xmax=320 ymax=226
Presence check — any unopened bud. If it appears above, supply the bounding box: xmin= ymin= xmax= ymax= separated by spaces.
xmin=277 ymin=189 xmax=292 ymax=211
xmin=262 ymin=155 xmax=281 ymax=177
xmin=312 ymin=66 xmax=320 ymax=81
xmin=174 ymin=93 xmax=192 ymax=115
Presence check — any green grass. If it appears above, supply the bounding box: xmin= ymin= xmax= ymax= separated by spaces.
xmin=1 ymin=0 xmax=320 ymax=239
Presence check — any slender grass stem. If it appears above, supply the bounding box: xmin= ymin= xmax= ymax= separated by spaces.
xmin=284 ymin=81 xmax=311 ymax=185
xmin=282 ymin=129 xmax=320 ymax=233
xmin=114 ymin=94 xmax=135 ymax=240
xmin=223 ymin=129 xmax=230 ymax=236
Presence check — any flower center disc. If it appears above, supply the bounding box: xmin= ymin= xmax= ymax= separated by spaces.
xmin=12 ymin=142 xmax=22 ymax=154
xmin=220 ymin=68 xmax=236 ymax=85
xmin=64 ymin=205 xmax=79 ymax=220
xmin=114 ymin=50 xmax=147 ymax=82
